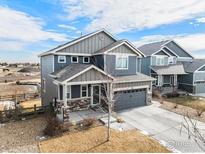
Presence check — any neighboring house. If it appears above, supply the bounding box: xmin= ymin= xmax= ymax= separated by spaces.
xmin=179 ymin=59 xmax=205 ymax=94
xmin=138 ymin=40 xmax=205 ymax=94
xmin=39 ymin=29 xmax=155 ymax=120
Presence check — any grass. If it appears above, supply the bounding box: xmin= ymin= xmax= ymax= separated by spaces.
xmin=20 ymin=99 xmax=41 ymax=112
xmin=165 ymin=96 xmax=205 ymax=111
xmin=39 ymin=126 xmax=170 ymax=153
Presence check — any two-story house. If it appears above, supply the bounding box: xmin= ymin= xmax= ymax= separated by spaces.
xmin=39 ymin=29 xmax=155 ymax=120
xmin=138 ymin=40 xmax=205 ymax=94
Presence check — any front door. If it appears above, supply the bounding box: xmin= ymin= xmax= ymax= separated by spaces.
xmin=91 ymin=85 xmax=101 ymax=106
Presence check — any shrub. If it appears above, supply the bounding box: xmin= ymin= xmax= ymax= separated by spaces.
xmin=43 ymin=116 xmax=67 ymax=137
xmin=79 ymin=118 xmax=96 ymax=129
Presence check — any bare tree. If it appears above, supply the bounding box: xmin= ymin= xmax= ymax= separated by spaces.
xmin=180 ymin=113 xmax=205 ymax=151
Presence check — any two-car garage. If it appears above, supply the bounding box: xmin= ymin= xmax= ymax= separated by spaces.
xmin=114 ymin=88 xmax=147 ymax=111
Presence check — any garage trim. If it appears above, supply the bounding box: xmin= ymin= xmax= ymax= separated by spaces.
xmin=113 ymin=85 xmax=149 ymax=92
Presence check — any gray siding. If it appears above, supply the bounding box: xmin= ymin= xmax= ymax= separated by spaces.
xmin=41 ymin=55 xmax=57 ymax=106
xmin=105 ymin=55 xmax=137 ymax=76
xmin=56 ymin=32 xmax=115 ymax=54
xmin=165 ymin=41 xmax=192 ymax=58
xmin=194 ymin=72 xmax=205 ymax=82
xmin=109 ymin=44 xmax=136 ymax=54
xmin=54 ymin=55 xmax=91 ymax=72
xmin=91 ymin=55 xmax=104 ymax=70
xmin=70 ymin=68 xmax=110 ymax=83
xmin=141 ymin=57 xmax=151 ymax=76
xmin=178 ymin=73 xmax=193 ymax=84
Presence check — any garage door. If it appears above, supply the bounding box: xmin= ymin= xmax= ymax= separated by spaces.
xmin=114 ymin=88 xmax=147 ymax=111
xmin=196 ymin=83 xmax=205 ymax=94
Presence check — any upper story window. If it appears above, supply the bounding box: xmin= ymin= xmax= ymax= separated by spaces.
xmin=116 ymin=55 xmax=128 ymax=69
xmin=156 ymin=57 xmax=165 ymax=66
xmin=71 ymin=56 xmax=78 ymax=63
xmin=83 ymin=57 xmax=90 ymax=64
xmin=58 ymin=56 xmax=66 ymax=63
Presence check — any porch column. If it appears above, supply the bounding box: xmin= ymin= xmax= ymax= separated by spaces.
xmin=174 ymin=75 xmax=177 ymax=87
xmin=158 ymin=75 xmax=163 ymax=86
xmin=63 ymin=84 xmax=67 ymax=107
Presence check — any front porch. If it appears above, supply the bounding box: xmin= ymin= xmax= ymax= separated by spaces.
xmin=50 ymin=64 xmax=114 ymax=122
xmin=151 ymin=64 xmax=187 ymax=89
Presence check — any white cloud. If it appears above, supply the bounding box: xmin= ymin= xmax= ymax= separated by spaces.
xmin=196 ymin=17 xmax=205 ymax=23
xmin=0 ymin=6 xmax=68 ymax=43
xmin=133 ymin=33 xmax=205 ymax=57
xmin=58 ymin=24 xmax=77 ymax=30
xmin=60 ymin=0 xmax=205 ymax=34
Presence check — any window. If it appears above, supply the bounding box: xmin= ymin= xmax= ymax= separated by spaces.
xmin=156 ymin=57 xmax=165 ymax=66
xmin=67 ymin=85 xmax=71 ymax=99
xmin=42 ymin=78 xmax=46 ymax=92
xmin=83 ymin=57 xmax=90 ymax=63
xmin=71 ymin=56 xmax=78 ymax=63
xmin=116 ymin=55 xmax=128 ymax=69
xmin=58 ymin=56 xmax=66 ymax=63
xmin=81 ymin=85 xmax=88 ymax=97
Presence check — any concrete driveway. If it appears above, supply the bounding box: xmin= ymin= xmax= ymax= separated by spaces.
xmin=118 ymin=102 xmax=205 ymax=153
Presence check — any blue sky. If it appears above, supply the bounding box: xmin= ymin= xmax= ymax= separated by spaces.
xmin=0 ymin=0 xmax=205 ymax=63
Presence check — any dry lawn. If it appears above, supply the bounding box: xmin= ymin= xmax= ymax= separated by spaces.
xmin=20 ymin=99 xmax=42 ymax=108
xmin=165 ymin=96 xmax=205 ymax=111
xmin=39 ymin=126 xmax=169 ymax=153
xmin=0 ymin=116 xmax=46 ymax=152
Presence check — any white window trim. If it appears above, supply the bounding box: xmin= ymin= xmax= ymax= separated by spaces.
xmin=83 ymin=57 xmax=90 ymax=64
xmin=58 ymin=56 xmax=66 ymax=63
xmin=155 ymin=56 xmax=166 ymax=66
xmin=81 ymin=84 xmax=88 ymax=98
xmin=71 ymin=56 xmax=79 ymax=63
xmin=115 ymin=55 xmax=129 ymax=70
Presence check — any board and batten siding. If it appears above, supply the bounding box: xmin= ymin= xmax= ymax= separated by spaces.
xmin=56 ymin=32 xmax=115 ymax=54
xmin=109 ymin=44 xmax=136 ymax=54
xmin=69 ymin=68 xmax=111 ymax=83
xmin=41 ymin=55 xmax=57 ymax=106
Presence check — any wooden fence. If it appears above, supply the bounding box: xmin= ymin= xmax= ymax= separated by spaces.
xmin=0 ymin=104 xmax=53 ymax=123
xmin=0 ymin=92 xmax=40 ymax=101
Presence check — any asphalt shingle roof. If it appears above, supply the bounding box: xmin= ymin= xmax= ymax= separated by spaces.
xmin=138 ymin=40 xmax=169 ymax=56
xmin=151 ymin=64 xmax=186 ymax=75
xmin=114 ymin=73 xmax=156 ymax=83
xmin=51 ymin=64 xmax=92 ymax=82
xmin=183 ymin=59 xmax=205 ymax=73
